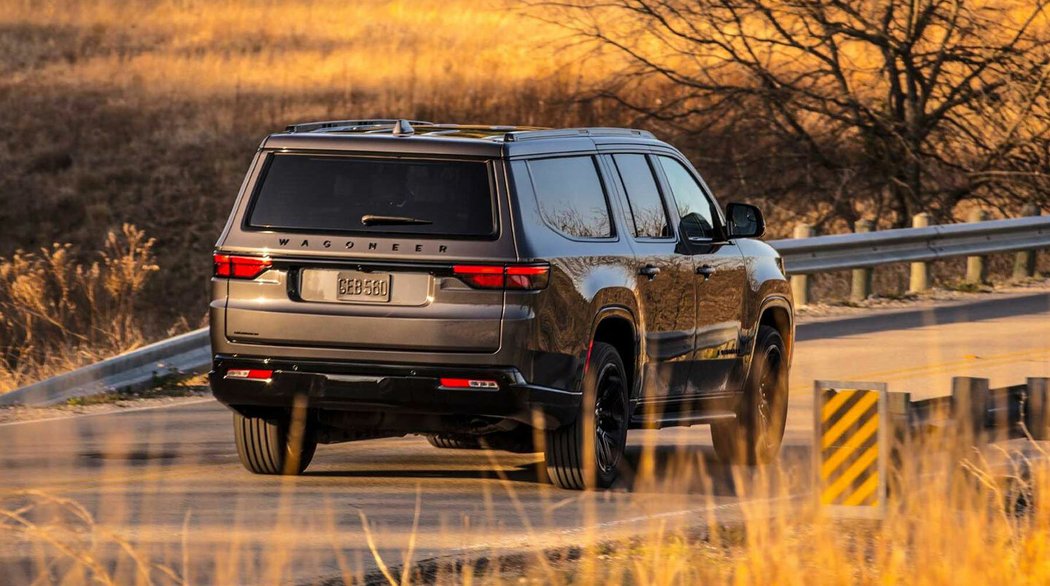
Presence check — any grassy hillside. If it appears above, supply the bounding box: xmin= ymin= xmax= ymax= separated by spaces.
xmin=0 ymin=0 xmax=625 ymax=328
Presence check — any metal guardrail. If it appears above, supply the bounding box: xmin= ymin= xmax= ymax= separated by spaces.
xmin=0 ymin=328 xmax=210 ymax=407
xmin=2 ymin=215 xmax=1047 ymax=406
xmin=769 ymin=215 xmax=1050 ymax=274
xmin=815 ymin=376 xmax=1050 ymax=515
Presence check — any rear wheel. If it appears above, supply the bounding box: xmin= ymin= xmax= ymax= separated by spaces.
xmin=545 ymin=342 xmax=629 ymax=490
xmin=426 ymin=435 xmax=481 ymax=450
xmin=233 ymin=411 xmax=317 ymax=475
xmin=711 ymin=325 xmax=789 ymax=465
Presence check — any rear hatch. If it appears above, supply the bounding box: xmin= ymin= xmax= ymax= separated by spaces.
xmin=216 ymin=150 xmax=522 ymax=354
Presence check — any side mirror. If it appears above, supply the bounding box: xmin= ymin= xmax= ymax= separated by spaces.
xmin=726 ymin=202 xmax=765 ymax=239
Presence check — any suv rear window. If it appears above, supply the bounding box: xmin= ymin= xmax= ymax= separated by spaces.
xmin=246 ymin=154 xmax=495 ymax=237
xmin=527 ymin=156 xmax=612 ymax=239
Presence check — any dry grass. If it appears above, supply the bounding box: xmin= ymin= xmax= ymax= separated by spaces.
xmin=0 ymin=224 xmax=159 ymax=392
xmin=1 ymin=424 xmax=1048 ymax=585
xmin=0 ymin=0 xmax=629 ymax=329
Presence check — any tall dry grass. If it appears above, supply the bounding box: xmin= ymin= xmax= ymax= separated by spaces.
xmin=0 ymin=224 xmax=159 ymax=391
xmin=1 ymin=425 xmax=1048 ymax=584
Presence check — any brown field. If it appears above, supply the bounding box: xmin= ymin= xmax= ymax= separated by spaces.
xmin=2 ymin=0 xmax=1046 ymax=388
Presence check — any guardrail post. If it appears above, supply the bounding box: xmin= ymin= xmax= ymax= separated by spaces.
xmin=965 ymin=210 xmax=989 ymax=285
xmin=791 ymin=223 xmax=814 ymax=305
xmin=1025 ymin=377 xmax=1050 ymax=441
xmin=909 ymin=213 xmax=931 ymax=293
xmin=952 ymin=376 xmax=990 ymax=444
xmin=1013 ymin=203 xmax=1041 ymax=281
xmin=850 ymin=219 xmax=874 ymax=302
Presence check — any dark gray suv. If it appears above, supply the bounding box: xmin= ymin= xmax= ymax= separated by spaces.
xmin=209 ymin=119 xmax=793 ymax=489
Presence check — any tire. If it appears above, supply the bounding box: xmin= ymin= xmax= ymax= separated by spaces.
xmin=545 ymin=342 xmax=630 ymax=490
xmin=711 ymin=325 xmax=789 ymax=465
xmin=233 ymin=411 xmax=317 ymax=475
xmin=426 ymin=434 xmax=482 ymax=450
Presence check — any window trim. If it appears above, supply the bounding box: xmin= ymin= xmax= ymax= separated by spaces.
xmin=240 ymin=151 xmax=501 ymax=240
xmin=524 ymin=154 xmax=618 ymax=242
xmin=609 ymin=153 xmax=676 ymax=242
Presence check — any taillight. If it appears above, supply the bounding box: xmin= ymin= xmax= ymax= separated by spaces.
xmin=452 ymin=263 xmax=550 ymax=290
xmin=213 ymin=253 xmax=272 ymax=279
xmin=452 ymin=265 xmax=505 ymax=289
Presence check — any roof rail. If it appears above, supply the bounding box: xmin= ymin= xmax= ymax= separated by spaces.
xmin=284 ymin=119 xmax=436 ymax=133
xmin=503 ymin=127 xmax=656 ymax=142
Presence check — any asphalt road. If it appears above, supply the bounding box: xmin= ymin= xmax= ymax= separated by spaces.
xmin=2 ymin=293 xmax=1048 ymax=585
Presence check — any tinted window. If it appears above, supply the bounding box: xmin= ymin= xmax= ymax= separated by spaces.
xmin=657 ymin=156 xmax=718 ymax=239
xmin=528 ymin=157 xmax=612 ymax=239
xmin=247 ymin=155 xmax=494 ymax=237
xmin=612 ymin=154 xmax=672 ymax=239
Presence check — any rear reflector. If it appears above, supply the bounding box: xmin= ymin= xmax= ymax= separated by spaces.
xmin=214 ymin=253 xmax=272 ymax=279
xmin=439 ymin=378 xmax=499 ymax=390
xmin=226 ymin=369 xmax=274 ymax=381
xmin=452 ymin=263 xmax=550 ymax=290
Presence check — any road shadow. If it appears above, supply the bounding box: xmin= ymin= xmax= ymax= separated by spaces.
xmin=614 ymin=442 xmax=811 ymax=496
xmin=304 ymin=441 xmax=812 ymax=497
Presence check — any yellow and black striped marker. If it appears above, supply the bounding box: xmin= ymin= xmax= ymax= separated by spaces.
xmin=814 ymin=381 xmax=887 ymax=512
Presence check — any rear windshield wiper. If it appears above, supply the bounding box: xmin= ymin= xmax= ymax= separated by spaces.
xmin=360 ymin=214 xmax=433 ymax=226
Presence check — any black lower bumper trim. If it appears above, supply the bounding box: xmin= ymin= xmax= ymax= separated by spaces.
xmin=209 ymin=355 xmax=581 ymax=428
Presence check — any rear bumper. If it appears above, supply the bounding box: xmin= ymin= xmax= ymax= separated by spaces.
xmin=209 ymin=354 xmax=581 ymax=428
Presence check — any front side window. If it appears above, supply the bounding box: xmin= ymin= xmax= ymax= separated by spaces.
xmin=656 ymin=156 xmax=718 ymax=240
xmin=247 ymin=155 xmax=495 ymax=237
xmin=528 ymin=156 xmax=612 ymax=239
xmin=612 ymin=154 xmax=672 ymax=239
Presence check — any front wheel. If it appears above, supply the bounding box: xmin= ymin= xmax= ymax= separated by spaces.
xmin=233 ymin=410 xmax=317 ymax=475
xmin=711 ymin=325 xmax=789 ymax=465
xmin=545 ymin=342 xmax=630 ymax=490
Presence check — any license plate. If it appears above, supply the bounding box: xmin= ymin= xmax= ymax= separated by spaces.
xmin=336 ymin=271 xmax=391 ymax=303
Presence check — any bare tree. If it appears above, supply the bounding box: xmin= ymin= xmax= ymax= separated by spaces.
xmin=535 ymin=0 xmax=1050 ymax=229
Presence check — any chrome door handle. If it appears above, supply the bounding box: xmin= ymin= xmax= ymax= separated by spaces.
xmin=696 ymin=265 xmax=715 ymax=280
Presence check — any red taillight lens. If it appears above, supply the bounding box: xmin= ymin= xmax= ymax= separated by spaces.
xmin=213 ymin=253 xmax=272 ymax=279
xmin=505 ymin=265 xmax=550 ymax=290
xmin=452 ymin=264 xmax=549 ymax=290
xmin=452 ymin=265 xmax=505 ymax=289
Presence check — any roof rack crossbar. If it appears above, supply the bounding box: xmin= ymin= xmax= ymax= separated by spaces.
xmin=503 ymin=127 xmax=655 ymax=142
xmin=285 ymin=119 xmax=436 ymax=133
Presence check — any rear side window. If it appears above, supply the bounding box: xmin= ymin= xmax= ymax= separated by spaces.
xmin=612 ymin=154 xmax=672 ymax=239
xmin=246 ymin=155 xmax=495 ymax=237
xmin=527 ymin=156 xmax=612 ymax=239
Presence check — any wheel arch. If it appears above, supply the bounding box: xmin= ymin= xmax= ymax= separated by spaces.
xmin=755 ymin=296 xmax=794 ymax=365
xmin=588 ymin=307 xmax=640 ymax=401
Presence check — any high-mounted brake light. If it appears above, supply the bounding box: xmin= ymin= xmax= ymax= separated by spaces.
xmin=452 ymin=264 xmax=550 ymax=290
xmin=214 ymin=253 xmax=272 ymax=279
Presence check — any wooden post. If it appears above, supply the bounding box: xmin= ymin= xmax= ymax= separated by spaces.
xmin=790 ymin=224 xmax=813 ymax=306
xmin=909 ymin=213 xmax=931 ymax=293
xmin=952 ymin=377 xmax=990 ymax=444
xmin=965 ymin=210 xmax=989 ymax=285
xmin=851 ymin=219 xmax=874 ymax=302
xmin=1025 ymin=378 xmax=1050 ymax=441
xmin=1013 ymin=203 xmax=1040 ymax=281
